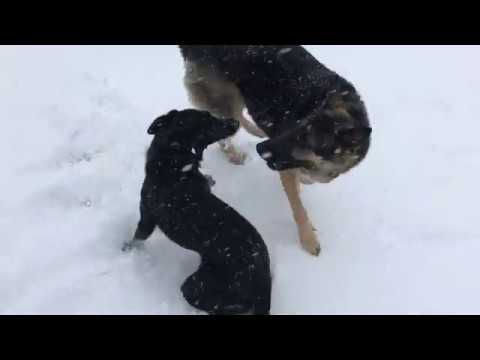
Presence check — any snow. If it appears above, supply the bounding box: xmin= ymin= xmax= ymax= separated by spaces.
xmin=1 ymin=45 xmax=480 ymax=315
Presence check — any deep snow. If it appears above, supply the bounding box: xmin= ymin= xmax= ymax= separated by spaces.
xmin=1 ymin=45 xmax=480 ymax=314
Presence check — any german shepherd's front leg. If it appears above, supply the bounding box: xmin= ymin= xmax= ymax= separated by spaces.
xmin=280 ymin=170 xmax=321 ymax=256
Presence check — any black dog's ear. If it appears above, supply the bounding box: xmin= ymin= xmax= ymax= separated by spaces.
xmin=147 ymin=110 xmax=179 ymax=135
xmin=338 ymin=126 xmax=372 ymax=146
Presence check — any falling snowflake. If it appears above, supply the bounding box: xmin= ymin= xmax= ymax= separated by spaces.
xmin=278 ymin=48 xmax=292 ymax=55
xmin=181 ymin=164 xmax=194 ymax=172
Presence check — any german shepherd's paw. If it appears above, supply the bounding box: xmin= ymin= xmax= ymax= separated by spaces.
xmin=227 ymin=150 xmax=247 ymax=165
xmin=299 ymin=227 xmax=321 ymax=256
xmin=221 ymin=148 xmax=247 ymax=165
xmin=219 ymin=140 xmax=248 ymax=165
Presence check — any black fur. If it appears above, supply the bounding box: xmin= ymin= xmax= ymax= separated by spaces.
xmin=124 ymin=109 xmax=272 ymax=315
xmin=179 ymin=45 xmax=372 ymax=179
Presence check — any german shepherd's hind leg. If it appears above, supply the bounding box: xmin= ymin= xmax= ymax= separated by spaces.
xmin=185 ymin=82 xmax=247 ymax=164
xmin=236 ymin=108 xmax=267 ymax=139
xmin=219 ymin=106 xmax=266 ymax=165
xmin=183 ymin=62 xmax=260 ymax=165
xmin=279 ymin=169 xmax=321 ymax=256
xmin=218 ymin=137 xmax=247 ymax=165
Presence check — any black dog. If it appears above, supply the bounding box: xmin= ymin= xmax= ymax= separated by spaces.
xmin=179 ymin=45 xmax=372 ymax=256
xmin=123 ymin=109 xmax=271 ymax=315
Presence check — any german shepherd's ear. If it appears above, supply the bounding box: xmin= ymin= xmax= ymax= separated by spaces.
xmin=337 ymin=126 xmax=372 ymax=146
xmin=147 ymin=110 xmax=179 ymax=135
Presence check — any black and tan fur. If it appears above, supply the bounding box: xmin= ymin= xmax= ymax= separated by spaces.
xmin=178 ymin=45 xmax=372 ymax=256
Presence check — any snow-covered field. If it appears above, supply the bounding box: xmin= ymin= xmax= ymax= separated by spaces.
xmin=1 ymin=45 xmax=479 ymax=315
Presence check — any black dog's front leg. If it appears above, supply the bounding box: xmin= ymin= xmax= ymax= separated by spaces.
xmin=122 ymin=203 xmax=156 ymax=252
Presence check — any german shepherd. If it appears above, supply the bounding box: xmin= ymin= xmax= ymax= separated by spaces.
xmin=178 ymin=45 xmax=372 ymax=256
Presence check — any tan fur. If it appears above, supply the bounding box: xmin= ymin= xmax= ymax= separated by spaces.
xmin=280 ymin=169 xmax=320 ymax=256
xmin=184 ymin=61 xmax=266 ymax=139
xmin=334 ymin=107 xmax=352 ymax=119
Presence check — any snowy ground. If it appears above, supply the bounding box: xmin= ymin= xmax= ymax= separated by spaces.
xmin=1 ymin=45 xmax=480 ymax=315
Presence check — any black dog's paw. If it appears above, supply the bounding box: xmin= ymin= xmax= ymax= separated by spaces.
xmin=122 ymin=240 xmax=145 ymax=253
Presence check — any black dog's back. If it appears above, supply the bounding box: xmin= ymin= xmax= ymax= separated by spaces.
xmin=145 ymin=177 xmax=271 ymax=314
xmin=172 ymin=191 xmax=271 ymax=315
